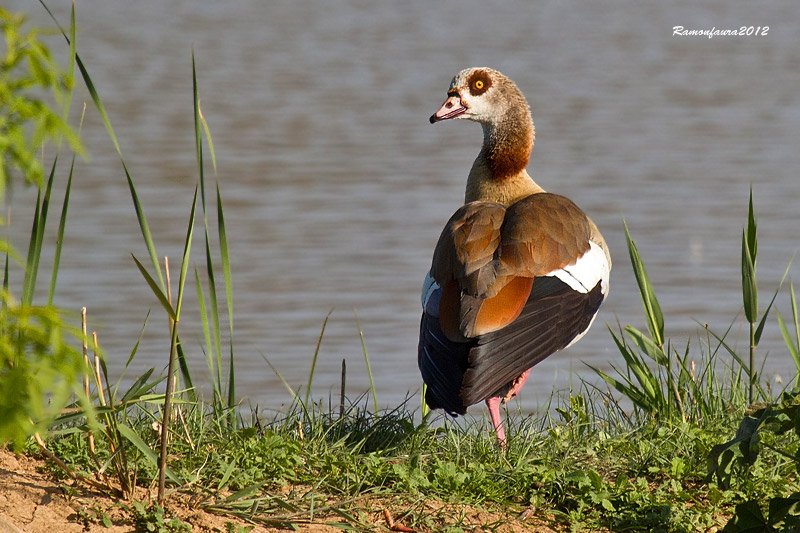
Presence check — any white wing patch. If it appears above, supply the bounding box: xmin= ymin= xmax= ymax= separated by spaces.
xmin=548 ymin=241 xmax=610 ymax=296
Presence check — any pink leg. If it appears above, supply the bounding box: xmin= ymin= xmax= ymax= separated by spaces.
xmin=486 ymin=396 xmax=506 ymax=448
xmin=487 ymin=370 xmax=532 ymax=449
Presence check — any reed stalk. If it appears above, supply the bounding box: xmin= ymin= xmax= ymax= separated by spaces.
xmin=340 ymin=359 xmax=346 ymax=420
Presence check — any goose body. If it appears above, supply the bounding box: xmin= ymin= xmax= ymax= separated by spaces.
xmin=418 ymin=68 xmax=611 ymax=447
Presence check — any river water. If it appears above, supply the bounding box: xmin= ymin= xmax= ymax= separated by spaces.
xmin=6 ymin=1 xmax=800 ymax=416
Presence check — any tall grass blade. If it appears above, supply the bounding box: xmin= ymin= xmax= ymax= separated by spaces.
xmin=216 ymin=461 xmax=237 ymax=492
xmin=305 ymin=311 xmax=332 ymax=408
xmin=158 ymin=187 xmax=198 ymax=504
xmin=217 ymin=183 xmax=236 ymax=410
xmin=200 ymin=212 xmax=223 ymax=399
xmin=192 ymin=53 xmax=206 ymax=209
xmin=175 ymin=342 xmax=195 ymax=403
xmin=204 ymin=243 xmax=223 ymax=392
xmin=3 ymin=255 xmax=8 ymax=308
xmin=703 ymin=325 xmax=766 ymax=400
xmin=77 ymin=53 xmax=165 ymax=288
xmin=195 ymin=59 xmax=235 ymax=410
xmin=754 ymin=261 xmax=790 ymax=345
xmin=35 ymin=1 xmax=73 ymax=115
xmin=49 ymin=102 xmax=86 ymax=305
xmin=40 ymin=1 xmax=167 ymax=292
xmin=47 ymin=152 xmax=74 ymax=305
xmin=595 ymin=325 xmax=666 ymax=416
xmin=625 ymin=325 xmax=667 ymax=366
xmin=354 ymin=309 xmax=378 ymax=413
xmin=192 ymin=54 xmax=229 ymax=411
xmin=22 ymin=157 xmax=57 ymax=306
xmin=777 ymin=283 xmax=800 ymax=386
xmin=623 ymin=221 xmax=664 ymax=347
xmin=589 ymin=364 xmax=649 ymax=414
xmin=1 ymin=241 xmax=21 ymax=269
xmin=112 ymin=310 xmax=151 ymax=399
xmin=22 ymin=189 xmax=42 ymax=306
xmin=131 ymin=255 xmax=176 ymax=321
xmin=195 ymin=267 xmax=220 ymax=401
xmin=700 ymin=322 xmax=748 ymax=373
xmin=261 ymin=354 xmax=299 ymax=401
xmin=173 ymin=187 xmax=199 ymax=328
xmin=24 ymin=4 xmax=77 ymax=306
xmin=173 ymin=190 xmax=199 ymax=397
xmin=339 ymin=359 xmax=346 ymax=420
xmin=2 ymin=255 xmax=6 ymax=343
xmin=792 ymin=283 xmax=800 ymax=354
xmin=119 ymin=368 xmax=162 ymax=405
xmin=64 ymin=4 xmax=76 ymax=120
xmin=200 ymin=109 xmax=218 ymax=175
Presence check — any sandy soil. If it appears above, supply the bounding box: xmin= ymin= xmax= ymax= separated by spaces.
xmin=0 ymin=448 xmax=556 ymax=532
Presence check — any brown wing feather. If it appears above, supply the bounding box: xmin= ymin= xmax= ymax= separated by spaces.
xmin=497 ymin=194 xmax=591 ymax=278
xmin=429 ymin=193 xmax=592 ymax=342
xmin=431 ymin=201 xmax=506 ymax=298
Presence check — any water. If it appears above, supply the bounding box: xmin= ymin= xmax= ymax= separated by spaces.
xmin=6 ymin=0 xmax=800 ymax=414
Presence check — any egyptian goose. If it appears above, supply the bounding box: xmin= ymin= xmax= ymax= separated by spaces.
xmin=418 ymin=67 xmax=611 ymax=447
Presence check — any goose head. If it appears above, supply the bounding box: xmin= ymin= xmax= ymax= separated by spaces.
xmin=429 ymin=67 xmax=529 ymax=127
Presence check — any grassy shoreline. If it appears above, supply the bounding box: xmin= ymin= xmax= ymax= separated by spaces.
xmin=20 ymin=383 xmax=791 ymax=532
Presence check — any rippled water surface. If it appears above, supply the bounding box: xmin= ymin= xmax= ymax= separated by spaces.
xmin=8 ymin=1 xmax=800 ymax=414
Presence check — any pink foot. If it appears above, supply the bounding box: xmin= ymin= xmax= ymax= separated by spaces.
xmin=504 ymin=368 xmax=531 ymax=403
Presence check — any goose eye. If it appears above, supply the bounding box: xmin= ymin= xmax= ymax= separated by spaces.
xmin=467 ymin=71 xmax=491 ymax=96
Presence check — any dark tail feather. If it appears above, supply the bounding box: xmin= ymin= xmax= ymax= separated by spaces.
xmin=461 ymin=277 xmax=605 ymax=405
xmin=418 ymin=311 xmax=472 ymax=415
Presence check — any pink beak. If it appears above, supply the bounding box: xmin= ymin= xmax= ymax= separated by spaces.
xmin=430 ymin=94 xmax=467 ymax=123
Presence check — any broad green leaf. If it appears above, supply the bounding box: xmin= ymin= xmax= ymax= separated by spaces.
xmin=724 ymin=500 xmax=767 ymax=532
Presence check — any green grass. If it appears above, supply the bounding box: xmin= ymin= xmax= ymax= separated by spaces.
xmin=40 ymin=381 xmax=796 ymax=532
xmin=4 ymin=3 xmax=800 ymax=532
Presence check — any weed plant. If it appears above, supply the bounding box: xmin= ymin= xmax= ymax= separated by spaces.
xmin=0 ymin=5 xmax=88 ymax=447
